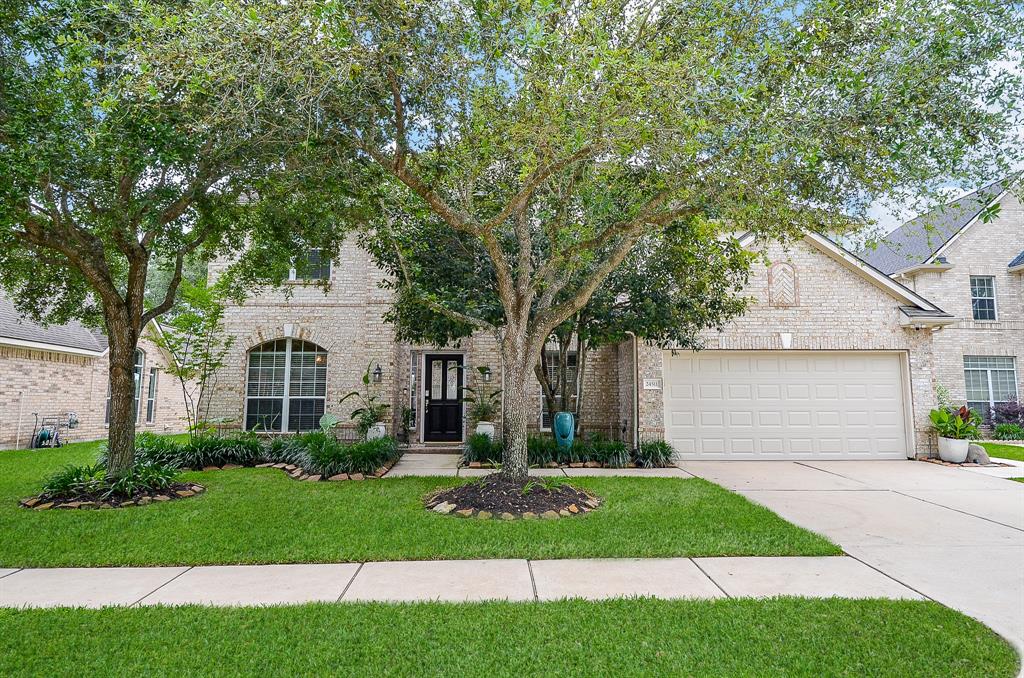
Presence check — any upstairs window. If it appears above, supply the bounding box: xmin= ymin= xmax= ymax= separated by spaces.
xmin=246 ymin=339 xmax=328 ymax=432
xmin=970 ymin=276 xmax=996 ymax=320
xmin=289 ymin=249 xmax=331 ymax=282
xmin=540 ymin=351 xmax=578 ymax=430
xmin=964 ymin=356 xmax=1018 ymax=421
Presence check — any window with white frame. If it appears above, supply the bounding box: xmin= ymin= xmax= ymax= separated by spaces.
xmin=105 ymin=349 xmax=145 ymax=425
xmin=146 ymin=367 xmax=158 ymax=423
xmin=970 ymin=276 xmax=997 ymax=320
xmin=964 ymin=356 xmax=1017 ymax=421
xmin=246 ymin=338 xmax=327 ymax=432
xmin=289 ymin=249 xmax=331 ymax=282
xmin=540 ymin=351 xmax=578 ymax=430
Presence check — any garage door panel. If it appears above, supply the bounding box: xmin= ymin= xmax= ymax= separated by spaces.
xmin=664 ymin=351 xmax=909 ymax=460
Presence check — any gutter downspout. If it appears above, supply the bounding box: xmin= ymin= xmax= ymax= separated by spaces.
xmin=624 ymin=332 xmax=640 ymax=449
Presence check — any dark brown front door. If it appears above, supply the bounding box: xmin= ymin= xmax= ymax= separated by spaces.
xmin=424 ymin=354 xmax=463 ymax=442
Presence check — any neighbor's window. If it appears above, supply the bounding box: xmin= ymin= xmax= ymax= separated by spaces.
xmin=970 ymin=276 xmax=997 ymax=320
xmin=105 ymin=349 xmax=145 ymax=425
xmin=964 ymin=356 xmax=1018 ymax=421
xmin=540 ymin=351 xmax=579 ymax=430
xmin=146 ymin=367 xmax=158 ymax=423
xmin=289 ymin=249 xmax=331 ymax=282
xmin=245 ymin=338 xmax=327 ymax=432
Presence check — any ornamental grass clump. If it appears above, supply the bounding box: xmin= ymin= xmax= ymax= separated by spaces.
xmin=634 ymin=440 xmax=676 ymax=469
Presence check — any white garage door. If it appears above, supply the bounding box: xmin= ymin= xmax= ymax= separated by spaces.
xmin=663 ymin=351 xmax=910 ymax=460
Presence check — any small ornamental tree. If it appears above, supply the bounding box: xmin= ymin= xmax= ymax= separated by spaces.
xmin=0 ymin=1 xmax=346 ymax=474
xmin=151 ymin=282 xmax=234 ymax=441
xmin=150 ymin=0 xmax=1021 ymax=480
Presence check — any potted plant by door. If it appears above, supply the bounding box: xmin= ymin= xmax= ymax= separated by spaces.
xmin=929 ymin=406 xmax=981 ymax=463
xmin=340 ymin=363 xmax=391 ymax=440
xmin=463 ymin=366 xmax=501 ymax=438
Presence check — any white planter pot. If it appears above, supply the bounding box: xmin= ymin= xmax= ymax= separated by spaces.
xmin=366 ymin=422 xmax=387 ymax=440
xmin=937 ymin=436 xmax=970 ymax=463
xmin=475 ymin=421 xmax=495 ymax=438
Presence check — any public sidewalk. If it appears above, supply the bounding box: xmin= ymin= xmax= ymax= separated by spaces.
xmin=0 ymin=555 xmax=921 ymax=608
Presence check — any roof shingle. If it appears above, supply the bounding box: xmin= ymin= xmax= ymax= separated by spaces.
xmin=859 ymin=178 xmax=1015 ymax=275
xmin=0 ymin=293 xmax=105 ymax=353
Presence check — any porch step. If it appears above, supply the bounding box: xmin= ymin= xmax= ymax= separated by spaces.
xmin=401 ymin=444 xmax=465 ymax=455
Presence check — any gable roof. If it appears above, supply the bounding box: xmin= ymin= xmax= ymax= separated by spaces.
xmin=858 ymin=177 xmax=1016 ymax=275
xmin=737 ymin=231 xmax=953 ymax=325
xmin=0 ymin=293 xmax=107 ymax=356
xmin=1010 ymin=250 xmax=1024 ymax=272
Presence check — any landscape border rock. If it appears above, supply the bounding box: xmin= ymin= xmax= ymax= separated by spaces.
xmin=20 ymin=483 xmax=206 ymax=511
xmin=253 ymin=458 xmax=398 ymax=481
xmin=425 ymin=475 xmax=601 ymax=520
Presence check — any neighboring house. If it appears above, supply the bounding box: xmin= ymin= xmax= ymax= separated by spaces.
xmin=0 ymin=294 xmax=189 ymax=449
xmin=206 ymin=227 xmax=955 ymax=460
xmin=859 ymin=178 xmax=1023 ymax=424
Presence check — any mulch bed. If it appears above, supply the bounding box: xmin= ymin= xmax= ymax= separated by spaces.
xmin=252 ymin=458 xmax=398 ymax=481
xmin=20 ymin=483 xmax=205 ymax=511
xmin=425 ymin=474 xmax=601 ymax=520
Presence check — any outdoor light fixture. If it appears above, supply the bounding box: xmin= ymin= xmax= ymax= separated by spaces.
xmin=482 ymin=366 xmax=492 ymax=383
xmin=372 ymin=363 xmax=383 ymax=383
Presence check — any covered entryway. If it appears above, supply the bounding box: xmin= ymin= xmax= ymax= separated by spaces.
xmin=663 ymin=351 xmax=911 ymax=460
xmin=423 ymin=354 xmax=464 ymax=442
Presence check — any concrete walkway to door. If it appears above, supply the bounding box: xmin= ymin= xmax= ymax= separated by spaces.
xmin=676 ymin=458 xmax=1024 ymax=652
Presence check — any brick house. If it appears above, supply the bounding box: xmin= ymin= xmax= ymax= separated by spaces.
xmin=859 ymin=177 xmax=1023 ymax=425
xmin=0 ymin=294 xmax=190 ymax=449
xmin=204 ymin=217 xmax=976 ymax=460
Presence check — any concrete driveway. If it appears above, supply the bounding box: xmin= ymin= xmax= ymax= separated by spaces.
xmin=677 ymin=459 xmax=1024 ymax=651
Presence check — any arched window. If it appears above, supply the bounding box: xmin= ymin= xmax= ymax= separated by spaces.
xmin=105 ymin=349 xmax=145 ymax=425
xmin=246 ymin=339 xmax=327 ymax=432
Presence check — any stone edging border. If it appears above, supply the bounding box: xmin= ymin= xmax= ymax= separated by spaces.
xmin=251 ymin=458 xmax=399 ymax=481
xmin=424 ymin=491 xmax=601 ymax=521
xmin=20 ymin=484 xmax=206 ymax=511
xmin=463 ymin=461 xmax=671 ymax=470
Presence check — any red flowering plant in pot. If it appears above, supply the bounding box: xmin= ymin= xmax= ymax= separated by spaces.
xmin=929 ymin=406 xmax=981 ymax=463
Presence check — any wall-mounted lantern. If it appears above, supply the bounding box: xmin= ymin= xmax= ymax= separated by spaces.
xmin=372 ymin=363 xmax=383 ymax=383
xmin=481 ymin=366 xmax=493 ymax=383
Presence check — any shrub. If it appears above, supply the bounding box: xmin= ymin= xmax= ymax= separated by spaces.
xmin=133 ymin=432 xmax=183 ymax=467
xmin=178 ymin=432 xmax=265 ymax=469
xmin=344 ymin=437 xmax=401 ymax=475
xmin=527 ymin=435 xmax=558 ymax=466
xmin=993 ymin=423 xmax=1024 ymax=441
xmin=634 ymin=440 xmax=676 ymax=468
xmin=41 ymin=460 xmax=179 ymax=500
xmin=303 ymin=431 xmax=349 ymax=476
xmin=464 ymin=433 xmax=503 ymax=464
xmin=930 ymin=406 xmax=981 ymax=440
xmin=586 ymin=438 xmax=630 ymax=468
xmin=993 ymin=400 xmax=1024 ymax=426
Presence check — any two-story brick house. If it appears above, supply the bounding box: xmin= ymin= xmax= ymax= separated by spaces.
xmin=205 ymin=220 xmax=964 ymax=460
xmin=860 ymin=178 xmax=1023 ymax=423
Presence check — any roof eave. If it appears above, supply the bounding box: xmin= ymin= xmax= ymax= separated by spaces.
xmin=0 ymin=336 xmax=105 ymax=357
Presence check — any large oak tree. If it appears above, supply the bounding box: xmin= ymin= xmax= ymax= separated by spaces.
xmin=0 ymin=0 xmax=346 ymax=474
xmin=140 ymin=0 xmax=1021 ymax=479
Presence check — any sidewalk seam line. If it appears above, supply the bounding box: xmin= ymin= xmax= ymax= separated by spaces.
xmin=689 ymin=558 xmax=730 ymax=598
xmin=130 ymin=566 xmax=193 ymax=607
xmin=338 ymin=562 xmax=364 ymax=602
xmin=526 ymin=560 xmax=539 ymax=601
xmin=889 ymin=489 xmax=1023 ymax=533
xmin=0 ymin=568 xmax=22 ymax=581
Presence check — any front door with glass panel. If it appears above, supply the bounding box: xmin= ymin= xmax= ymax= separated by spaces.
xmin=424 ymin=355 xmax=463 ymax=441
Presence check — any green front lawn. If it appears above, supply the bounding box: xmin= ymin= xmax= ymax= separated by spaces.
xmin=0 ymin=598 xmax=1016 ymax=677
xmin=0 ymin=439 xmax=838 ymax=567
xmin=979 ymin=442 xmax=1024 ymax=462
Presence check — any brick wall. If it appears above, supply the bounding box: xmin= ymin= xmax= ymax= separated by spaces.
xmin=205 ymin=237 xmax=623 ymax=441
xmin=634 ymin=237 xmax=938 ymax=455
xmin=901 ymin=189 xmax=1023 ymax=409
xmin=0 ymin=331 xmax=189 ymax=450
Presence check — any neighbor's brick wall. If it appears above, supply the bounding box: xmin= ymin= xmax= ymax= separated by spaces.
xmin=634 ymin=237 xmax=939 ymax=455
xmin=0 ymin=331 xmax=189 ymax=450
xmin=901 ymin=188 xmax=1023 ymax=408
xmin=205 ymin=236 xmax=622 ymax=441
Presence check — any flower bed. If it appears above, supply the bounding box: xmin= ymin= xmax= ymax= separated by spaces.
xmin=461 ymin=434 xmax=675 ymax=469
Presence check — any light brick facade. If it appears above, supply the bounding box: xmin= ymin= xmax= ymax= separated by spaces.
xmin=895 ymin=189 xmax=1023 ymax=416
xmin=631 ymin=236 xmax=941 ymax=456
xmin=0 ymin=330 xmax=189 ymax=449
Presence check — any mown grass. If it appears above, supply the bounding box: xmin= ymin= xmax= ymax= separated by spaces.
xmin=0 ymin=598 xmax=1017 ymax=678
xmin=0 ymin=439 xmax=839 ymax=566
xmin=979 ymin=441 xmax=1024 ymax=462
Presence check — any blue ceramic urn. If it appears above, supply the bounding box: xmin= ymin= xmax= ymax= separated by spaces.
xmin=553 ymin=411 xmax=575 ymax=450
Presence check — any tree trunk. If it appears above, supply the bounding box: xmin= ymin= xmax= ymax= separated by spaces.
xmin=500 ymin=327 xmax=537 ymax=481
xmin=105 ymin=323 xmax=139 ymax=478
